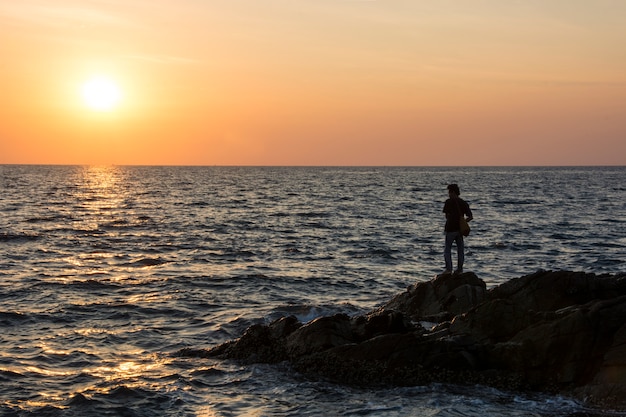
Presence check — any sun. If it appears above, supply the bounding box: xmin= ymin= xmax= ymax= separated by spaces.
xmin=81 ymin=76 xmax=122 ymax=111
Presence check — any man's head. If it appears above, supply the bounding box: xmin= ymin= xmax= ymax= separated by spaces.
xmin=447 ymin=184 xmax=460 ymax=196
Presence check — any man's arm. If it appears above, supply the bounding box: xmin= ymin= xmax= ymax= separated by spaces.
xmin=465 ymin=201 xmax=473 ymax=222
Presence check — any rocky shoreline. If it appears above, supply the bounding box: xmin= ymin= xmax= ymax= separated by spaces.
xmin=191 ymin=270 xmax=626 ymax=409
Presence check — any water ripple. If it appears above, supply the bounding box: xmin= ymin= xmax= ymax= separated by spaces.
xmin=0 ymin=165 xmax=624 ymax=416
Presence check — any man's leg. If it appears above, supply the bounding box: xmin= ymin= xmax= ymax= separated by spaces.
xmin=444 ymin=232 xmax=455 ymax=272
xmin=456 ymin=234 xmax=465 ymax=272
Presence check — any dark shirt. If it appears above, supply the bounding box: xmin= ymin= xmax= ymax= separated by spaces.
xmin=443 ymin=197 xmax=472 ymax=232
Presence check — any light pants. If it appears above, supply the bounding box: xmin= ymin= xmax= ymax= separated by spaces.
xmin=444 ymin=231 xmax=464 ymax=271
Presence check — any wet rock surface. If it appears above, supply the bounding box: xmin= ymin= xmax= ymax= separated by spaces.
xmin=204 ymin=270 xmax=626 ymax=409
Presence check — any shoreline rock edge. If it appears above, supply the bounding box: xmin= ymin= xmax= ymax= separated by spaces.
xmin=199 ymin=270 xmax=626 ymax=410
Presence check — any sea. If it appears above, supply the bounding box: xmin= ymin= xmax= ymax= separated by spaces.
xmin=1 ymin=165 xmax=625 ymax=417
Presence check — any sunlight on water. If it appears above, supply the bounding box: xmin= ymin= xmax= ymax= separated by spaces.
xmin=39 ymin=343 xmax=72 ymax=356
xmin=81 ymin=165 xmax=122 ymax=193
xmin=194 ymin=405 xmax=225 ymax=417
xmin=88 ymin=358 xmax=165 ymax=383
xmin=77 ymin=166 xmax=127 ymax=214
xmin=74 ymin=327 xmax=115 ymax=336
xmin=24 ymin=366 xmax=74 ymax=378
xmin=0 ymin=166 xmax=624 ymax=416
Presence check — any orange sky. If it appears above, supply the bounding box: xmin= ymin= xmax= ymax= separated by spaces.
xmin=1 ymin=1 xmax=625 ymax=166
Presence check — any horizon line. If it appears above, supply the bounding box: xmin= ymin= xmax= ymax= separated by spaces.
xmin=1 ymin=163 xmax=624 ymax=168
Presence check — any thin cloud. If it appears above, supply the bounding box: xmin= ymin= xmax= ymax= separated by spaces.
xmin=0 ymin=2 xmax=129 ymax=29
xmin=124 ymin=54 xmax=199 ymax=65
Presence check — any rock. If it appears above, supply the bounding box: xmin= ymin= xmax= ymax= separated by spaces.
xmin=203 ymin=271 xmax=626 ymax=410
xmin=208 ymin=315 xmax=301 ymax=363
xmin=384 ymin=272 xmax=486 ymax=322
xmin=285 ymin=314 xmax=354 ymax=358
xmin=578 ymin=318 xmax=626 ymax=407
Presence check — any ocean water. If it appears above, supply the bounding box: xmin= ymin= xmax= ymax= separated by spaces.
xmin=0 ymin=165 xmax=624 ymax=417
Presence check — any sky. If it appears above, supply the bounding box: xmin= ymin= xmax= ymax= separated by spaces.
xmin=1 ymin=0 xmax=625 ymax=166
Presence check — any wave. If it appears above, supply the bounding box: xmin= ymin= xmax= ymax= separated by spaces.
xmin=0 ymin=311 xmax=31 ymax=326
xmin=267 ymin=303 xmax=363 ymax=324
xmin=125 ymin=257 xmax=170 ymax=268
xmin=25 ymin=214 xmax=73 ymax=224
xmin=32 ymin=279 xmax=120 ymax=291
xmin=0 ymin=232 xmax=40 ymax=242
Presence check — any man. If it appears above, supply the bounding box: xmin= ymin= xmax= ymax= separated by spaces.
xmin=442 ymin=183 xmax=473 ymax=275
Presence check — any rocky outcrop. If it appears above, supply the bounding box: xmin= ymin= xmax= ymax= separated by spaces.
xmin=200 ymin=271 xmax=626 ymax=409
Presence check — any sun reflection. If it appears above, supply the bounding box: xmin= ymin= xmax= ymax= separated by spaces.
xmin=85 ymin=355 xmax=169 ymax=384
xmin=5 ymin=355 xmax=174 ymax=412
xmin=24 ymin=365 xmax=74 ymax=378
xmin=39 ymin=343 xmax=71 ymax=356
xmin=195 ymin=406 xmax=222 ymax=417
xmin=78 ymin=165 xmax=125 ymax=208
xmin=68 ymin=165 xmax=131 ymax=277
xmin=74 ymin=327 xmax=111 ymax=336
xmin=87 ymin=165 xmax=118 ymax=186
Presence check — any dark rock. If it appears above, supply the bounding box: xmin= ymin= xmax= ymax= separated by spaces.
xmin=208 ymin=315 xmax=301 ymax=363
xmin=285 ymin=314 xmax=354 ymax=358
xmin=383 ymin=271 xmax=486 ymax=322
xmin=351 ymin=309 xmax=414 ymax=341
xmin=205 ymin=271 xmax=626 ymax=410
